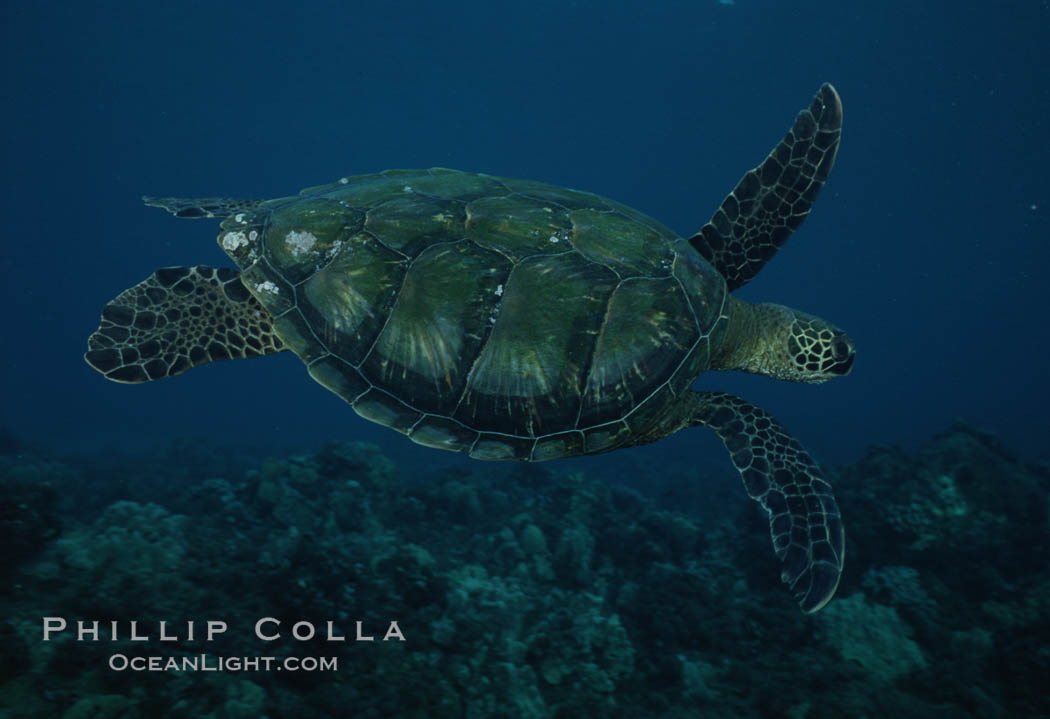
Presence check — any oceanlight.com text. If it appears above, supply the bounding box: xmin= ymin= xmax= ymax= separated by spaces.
xmin=108 ymin=653 xmax=338 ymax=672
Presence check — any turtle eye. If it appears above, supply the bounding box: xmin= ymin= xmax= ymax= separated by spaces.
xmin=831 ymin=335 xmax=851 ymax=361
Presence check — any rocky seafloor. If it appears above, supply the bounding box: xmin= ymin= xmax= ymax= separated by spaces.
xmin=0 ymin=423 xmax=1047 ymax=719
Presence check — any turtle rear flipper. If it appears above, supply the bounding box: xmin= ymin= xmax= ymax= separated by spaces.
xmin=85 ymin=266 xmax=284 ymax=383
xmin=690 ymin=83 xmax=842 ymax=291
xmin=691 ymin=391 xmax=844 ymax=613
xmin=143 ymin=196 xmax=263 ymax=219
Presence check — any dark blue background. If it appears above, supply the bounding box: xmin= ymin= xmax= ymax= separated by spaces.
xmin=2 ymin=1 xmax=1047 ymax=475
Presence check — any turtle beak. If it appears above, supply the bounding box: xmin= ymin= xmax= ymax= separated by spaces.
xmin=829 ymin=354 xmax=854 ymax=376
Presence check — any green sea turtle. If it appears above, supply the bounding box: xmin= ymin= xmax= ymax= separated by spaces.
xmin=86 ymin=84 xmax=851 ymax=612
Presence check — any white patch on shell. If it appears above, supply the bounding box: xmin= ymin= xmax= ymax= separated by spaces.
xmin=233 ymin=213 xmax=246 ymax=223
xmin=285 ymin=230 xmax=318 ymax=257
xmin=403 ymin=185 xmax=413 ymax=193
xmin=339 ymin=177 xmax=349 ymax=184
xmin=495 ymin=283 xmax=504 ymax=297
xmin=325 ymin=239 xmax=344 ymax=261
xmin=254 ymin=280 xmax=280 ymax=296
xmin=548 ymin=229 xmax=570 ymax=245
xmin=222 ymin=231 xmax=249 ymax=251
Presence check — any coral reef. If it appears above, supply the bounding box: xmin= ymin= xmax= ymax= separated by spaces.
xmin=818 ymin=592 xmax=927 ymax=682
xmin=0 ymin=462 xmax=61 ymax=575
xmin=0 ymin=424 xmax=1047 ymax=718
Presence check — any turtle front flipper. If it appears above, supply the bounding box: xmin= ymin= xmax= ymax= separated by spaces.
xmin=85 ymin=266 xmax=285 ymax=383
xmin=689 ymin=83 xmax=842 ymax=291
xmin=691 ymin=391 xmax=844 ymax=612
xmin=142 ymin=196 xmax=263 ymax=219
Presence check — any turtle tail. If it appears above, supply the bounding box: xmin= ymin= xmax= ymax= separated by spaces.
xmin=85 ymin=266 xmax=284 ymax=383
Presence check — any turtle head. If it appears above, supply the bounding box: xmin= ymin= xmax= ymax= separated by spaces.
xmin=782 ymin=308 xmax=855 ymax=383
xmin=715 ymin=298 xmax=855 ymax=383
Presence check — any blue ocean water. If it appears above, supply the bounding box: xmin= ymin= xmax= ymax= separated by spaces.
xmin=3 ymin=1 xmax=1047 ymax=471
xmin=2 ymin=3 xmax=1049 ymax=716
